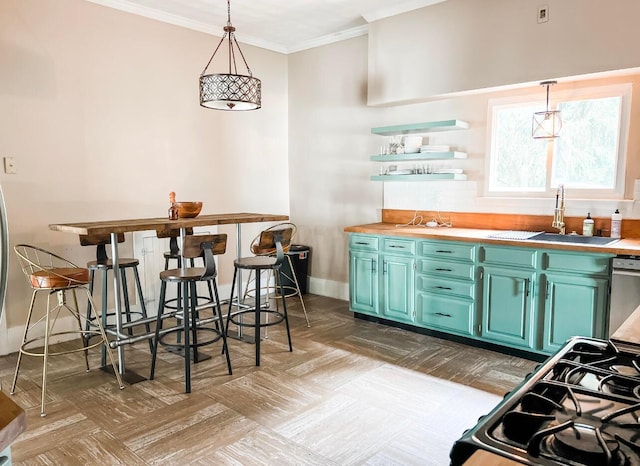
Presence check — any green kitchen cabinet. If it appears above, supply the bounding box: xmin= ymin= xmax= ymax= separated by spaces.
xmin=348 ymin=234 xmax=415 ymax=322
xmin=379 ymin=236 xmax=415 ymax=323
xmin=381 ymin=252 xmax=415 ymax=323
xmin=539 ymin=250 xmax=611 ymax=353
xmin=541 ymin=273 xmax=609 ymax=353
xmin=349 ymin=235 xmax=380 ymax=316
xmin=480 ymin=265 xmax=537 ymax=350
xmin=415 ymin=239 xmax=477 ymax=336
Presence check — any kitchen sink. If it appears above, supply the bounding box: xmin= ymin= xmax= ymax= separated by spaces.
xmin=529 ymin=232 xmax=619 ymax=245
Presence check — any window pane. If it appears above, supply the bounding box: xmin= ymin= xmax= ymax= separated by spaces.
xmin=490 ymin=105 xmax=547 ymax=191
xmin=552 ymin=96 xmax=621 ymax=189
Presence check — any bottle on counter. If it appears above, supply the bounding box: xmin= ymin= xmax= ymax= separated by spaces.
xmin=168 ymin=191 xmax=178 ymax=220
xmin=583 ymin=213 xmax=594 ymax=236
xmin=611 ymin=209 xmax=622 ymax=238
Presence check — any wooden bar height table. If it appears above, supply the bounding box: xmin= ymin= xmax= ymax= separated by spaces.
xmin=49 ymin=212 xmax=288 ymax=382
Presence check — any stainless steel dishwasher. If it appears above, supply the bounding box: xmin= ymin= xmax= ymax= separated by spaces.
xmin=610 ymin=255 xmax=640 ymax=336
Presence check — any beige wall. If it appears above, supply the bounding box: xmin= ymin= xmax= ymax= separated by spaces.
xmin=368 ymin=0 xmax=640 ymax=106
xmin=0 ymin=0 xmax=289 ymax=339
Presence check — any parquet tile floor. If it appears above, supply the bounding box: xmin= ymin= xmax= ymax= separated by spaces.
xmin=0 ymin=295 xmax=537 ymax=465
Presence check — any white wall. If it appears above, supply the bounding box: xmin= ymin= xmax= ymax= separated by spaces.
xmin=368 ymin=0 xmax=640 ymax=106
xmin=0 ymin=0 xmax=289 ymax=346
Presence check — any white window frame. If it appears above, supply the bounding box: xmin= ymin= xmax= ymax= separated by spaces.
xmin=484 ymin=83 xmax=632 ymax=200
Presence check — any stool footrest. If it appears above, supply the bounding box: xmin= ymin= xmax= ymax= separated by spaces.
xmin=228 ymin=309 xmax=286 ymax=329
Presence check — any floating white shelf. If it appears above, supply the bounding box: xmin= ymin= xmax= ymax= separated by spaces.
xmin=370 ymin=151 xmax=467 ymax=162
xmin=371 ymin=173 xmax=467 ymax=181
xmin=371 ymin=119 xmax=469 ymax=136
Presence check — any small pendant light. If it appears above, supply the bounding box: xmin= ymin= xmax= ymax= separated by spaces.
xmin=532 ymin=80 xmax=561 ymax=139
xmin=199 ymin=0 xmax=261 ymax=111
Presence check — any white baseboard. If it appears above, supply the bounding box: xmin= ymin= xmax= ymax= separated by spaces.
xmin=309 ymin=277 xmax=349 ymax=301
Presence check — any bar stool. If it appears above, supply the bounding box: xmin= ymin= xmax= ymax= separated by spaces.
xmin=243 ymin=222 xmax=310 ymax=328
xmin=226 ymin=227 xmax=293 ymax=366
xmin=11 ymin=244 xmax=124 ymax=417
xmin=155 ymin=227 xmax=214 ymax=314
xmin=150 ymin=234 xmax=232 ymax=393
xmin=80 ymin=233 xmax=151 ymax=365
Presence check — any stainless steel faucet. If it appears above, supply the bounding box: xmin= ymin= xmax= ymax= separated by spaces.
xmin=552 ymin=184 xmax=566 ymax=234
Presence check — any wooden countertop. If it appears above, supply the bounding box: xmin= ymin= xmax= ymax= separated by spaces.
xmin=463 ymin=450 xmax=523 ymax=465
xmin=612 ymin=304 xmax=640 ymax=344
xmin=50 ymin=212 xmax=289 ymax=235
xmin=0 ymin=390 xmax=26 ymax=452
xmin=344 ymin=222 xmax=640 ymax=255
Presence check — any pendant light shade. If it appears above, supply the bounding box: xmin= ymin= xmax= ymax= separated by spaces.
xmin=199 ymin=0 xmax=261 ymax=111
xmin=532 ymin=80 xmax=561 ymax=138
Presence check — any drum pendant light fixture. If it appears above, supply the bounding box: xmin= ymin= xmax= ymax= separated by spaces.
xmin=532 ymin=80 xmax=561 ymax=138
xmin=199 ymin=0 xmax=261 ymax=111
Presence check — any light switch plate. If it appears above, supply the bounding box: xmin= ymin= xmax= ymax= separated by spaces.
xmin=537 ymin=5 xmax=549 ymax=23
xmin=4 ymin=157 xmax=16 ymax=174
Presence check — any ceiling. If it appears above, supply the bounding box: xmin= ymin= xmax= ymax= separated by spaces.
xmin=87 ymin=0 xmax=447 ymax=54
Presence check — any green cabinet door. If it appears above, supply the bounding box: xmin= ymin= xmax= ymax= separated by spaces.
xmin=381 ymin=253 xmax=415 ymax=323
xmin=481 ymin=266 xmax=536 ymax=350
xmin=349 ymin=250 xmax=379 ymax=316
xmin=542 ymin=273 xmax=608 ymax=353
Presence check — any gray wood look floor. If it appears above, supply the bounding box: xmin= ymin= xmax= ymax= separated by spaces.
xmin=0 ymin=295 xmax=537 ymax=465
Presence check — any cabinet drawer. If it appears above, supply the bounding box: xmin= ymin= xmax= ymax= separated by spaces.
xmin=543 ymin=251 xmax=612 ymax=275
xmin=481 ymin=245 xmax=537 ymax=268
xmin=417 ymin=258 xmax=475 ymax=281
xmin=382 ymin=237 xmax=415 ymax=255
xmin=349 ymin=234 xmax=379 ymax=251
xmin=418 ymin=240 xmax=475 ymax=262
xmin=416 ymin=292 xmax=474 ymax=336
xmin=416 ymin=275 xmax=475 ymax=299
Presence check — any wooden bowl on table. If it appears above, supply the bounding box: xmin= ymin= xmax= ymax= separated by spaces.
xmin=175 ymin=201 xmax=203 ymax=218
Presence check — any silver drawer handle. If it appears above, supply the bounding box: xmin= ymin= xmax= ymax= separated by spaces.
xmin=435 ymin=312 xmax=452 ymax=318
xmin=389 ymin=245 xmax=405 ymax=249
xmin=435 ymin=268 xmax=452 ymax=272
xmin=434 ymin=286 xmax=452 ymax=290
xmin=435 ymin=250 xmax=453 ymax=253
xmin=355 ymin=241 xmax=369 ymax=245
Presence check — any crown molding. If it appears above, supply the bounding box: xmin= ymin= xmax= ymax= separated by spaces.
xmin=86 ymin=0 xmax=443 ymax=54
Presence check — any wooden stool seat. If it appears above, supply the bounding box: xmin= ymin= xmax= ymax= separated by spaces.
xmin=29 ymin=268 xmax=90 ymax=289
xmin=86 ymin=258 xmax=139 ymax=270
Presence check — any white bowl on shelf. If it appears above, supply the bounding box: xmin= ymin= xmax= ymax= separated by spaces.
xmin=403 ymin=136 xmax=423 ymax=154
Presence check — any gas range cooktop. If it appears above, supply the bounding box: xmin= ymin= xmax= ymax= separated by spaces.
xmin=450 ymin=337 xmax=640 ymax=466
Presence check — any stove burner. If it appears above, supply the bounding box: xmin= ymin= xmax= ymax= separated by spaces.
xmin=553 ymin=424 xmax=619 ymax=457
xmin=531 ymin=421 xmax=627 ymax=466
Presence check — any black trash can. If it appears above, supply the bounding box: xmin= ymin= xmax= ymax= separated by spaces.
xmin=281 ymin=244 xmax=310 ymax=295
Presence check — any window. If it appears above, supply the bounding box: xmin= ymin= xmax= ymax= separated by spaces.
xmin=487 ymin=84 xmax=631 ymax=198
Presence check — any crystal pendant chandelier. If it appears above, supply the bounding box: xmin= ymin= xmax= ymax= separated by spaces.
xmin=199 ymin=0 xmax=261 ymax=111
xmin=532 ymin=80 xmax=561 ymax=138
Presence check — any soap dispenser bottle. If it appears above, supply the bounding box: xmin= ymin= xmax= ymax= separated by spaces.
xmin=611 ymin=209 xmax=622 ymax=238
xmin=583 ymin=213 xmax=594 ymax=236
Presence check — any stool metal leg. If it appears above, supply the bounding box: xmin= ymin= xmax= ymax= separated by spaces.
xmin=277 ymin=269 xmax=293 ymax=352
xmin=255 ymin=269 xmax=261 ymax=366
xmin=132 ymin=266 xmax=153 ymax=353
xmin=10 ymin=290 xmax=37 ymax=396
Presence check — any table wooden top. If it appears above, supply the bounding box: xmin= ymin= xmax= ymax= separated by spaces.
xmin=49 ymin=212 xmax=289 ymax=235
xmin=0 ymin=390 xmax=26 ymax=452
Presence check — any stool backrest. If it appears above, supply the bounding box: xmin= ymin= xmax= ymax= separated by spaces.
xmin=14 ymin=244 xmax=88 ymax=289
xmin=256 ymin=227 xmax=292 ymax=265
xmin=156 ymin=228 xmax=195 ymax=255
xmin=79 ymin=233 xmax=125 ymax=262
xmin=182 ymin=234 xmax=227 ymax=279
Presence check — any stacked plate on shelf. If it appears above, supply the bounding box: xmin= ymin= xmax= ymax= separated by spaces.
xmin=402 ymin=136 xmax=423 ymax=153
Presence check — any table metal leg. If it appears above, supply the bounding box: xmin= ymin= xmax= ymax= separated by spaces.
xmin=102 ymin=232 xmax=145 ymax=384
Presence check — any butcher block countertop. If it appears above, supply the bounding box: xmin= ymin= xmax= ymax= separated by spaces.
xmin=344 ymin=222 xmax=640 ymax=255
